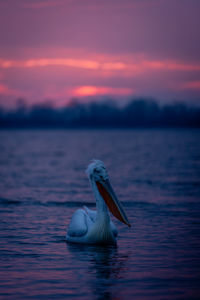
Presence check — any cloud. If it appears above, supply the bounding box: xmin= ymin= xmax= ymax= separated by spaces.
xmin=38 ymin=85 xmax=134 ymax=104
xmin=179 ymin=81 xmax=200 ymax=90
xmin=0 ymin=58 xmax=99 ymax=70
xmin=72 ymin=86 xmax=134 ymax=97
xmin=0 ymin=52 xmax=200 ymax=107
xmin=0 ymin=83 xmax=23 ymax=97
xmin=1 ymin=57 xmax=200 ymax=74
xmin=0 ymin=84 xmax=8 ymax=94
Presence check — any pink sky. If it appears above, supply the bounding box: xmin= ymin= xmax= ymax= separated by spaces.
xmin=0 ymin=0 xmax=200 ymax=107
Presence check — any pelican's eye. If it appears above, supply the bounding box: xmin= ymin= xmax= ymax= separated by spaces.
xmin=100 ymin=175 xmax=106 ymax=182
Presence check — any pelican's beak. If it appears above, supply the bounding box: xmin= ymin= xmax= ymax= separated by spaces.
xmin=96 ymin=179 xmax=131 ymax=227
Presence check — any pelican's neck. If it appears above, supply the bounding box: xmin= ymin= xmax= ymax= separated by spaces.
xmin=87 ymin=178 xmax=115 ymax=244
xmin=91 ymin=179 xmax=110 ymax=224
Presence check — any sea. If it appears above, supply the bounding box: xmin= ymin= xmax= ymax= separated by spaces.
xmin=0 ymin=129 xmax=200 ymax=299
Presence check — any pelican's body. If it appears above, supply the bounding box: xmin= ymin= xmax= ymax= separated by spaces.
xmin=66 ymin=206 xmax=118 ymax=244
xmin=66 ymin=160 xmax=130 ymax=245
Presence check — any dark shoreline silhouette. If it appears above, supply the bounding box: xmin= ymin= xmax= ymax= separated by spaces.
xmin=0 ymin=98 xmax=200 ymax=128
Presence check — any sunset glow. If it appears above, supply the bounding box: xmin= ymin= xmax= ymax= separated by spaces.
xmin=73 ymin=86 xmax=133 ymax=97
xmin=1 ymin=58 xmax=200 ymax=73
xmin=0 ymin=0 xmax=199 ymax=107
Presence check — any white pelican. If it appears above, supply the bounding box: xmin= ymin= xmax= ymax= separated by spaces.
xmin=66 ymin=160 xmax=131 ymax=245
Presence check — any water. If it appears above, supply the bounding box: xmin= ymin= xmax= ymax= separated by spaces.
xmin=0 ymin=129 xmax=200 ymax=299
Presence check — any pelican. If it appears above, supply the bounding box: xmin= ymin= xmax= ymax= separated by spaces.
xmin=66 ymin=160 xmax=131 ymax=245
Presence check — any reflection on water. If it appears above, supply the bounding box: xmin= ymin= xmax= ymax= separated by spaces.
xmin=67 ymin=243 xmax=130 ymax=300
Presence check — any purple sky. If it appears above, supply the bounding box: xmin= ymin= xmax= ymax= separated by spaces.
xmin=0 ymin=0 xmax=200 ymax=107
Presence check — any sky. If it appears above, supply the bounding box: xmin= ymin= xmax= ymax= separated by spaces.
xmin=0 ymin=0 xmax=200 ymax=108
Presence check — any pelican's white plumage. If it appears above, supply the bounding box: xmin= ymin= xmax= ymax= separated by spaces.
xmin=66 ymin=160 xmax=130 ymax=245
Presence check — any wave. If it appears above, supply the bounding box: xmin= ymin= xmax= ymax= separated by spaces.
xmin=1 ymin=197 xmax=199 ymax=214
xmin=0 ymin=197 xmax=159 ymax=208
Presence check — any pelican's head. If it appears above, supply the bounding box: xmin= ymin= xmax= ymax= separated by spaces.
xmin=86 ymin=159 xmax=108 ymax=182
xmin=86 ymin=159 xmax=131 ymax=228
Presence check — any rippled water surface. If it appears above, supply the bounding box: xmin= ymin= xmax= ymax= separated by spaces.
xmin=0 ymin=129 xmax=200 ymax=299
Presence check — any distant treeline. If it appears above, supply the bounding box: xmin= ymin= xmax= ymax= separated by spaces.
xmin=0 ymin=98 xmax=200 ymax=128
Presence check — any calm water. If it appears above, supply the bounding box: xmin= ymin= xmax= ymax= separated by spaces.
xmin=0 ymin=129 xmax=200 ymax=299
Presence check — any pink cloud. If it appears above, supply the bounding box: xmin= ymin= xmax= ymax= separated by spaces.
xmin=0 ymin=84 xmax=7 ymax=94
xmin=1 ymin=57 xmax=200 ymax=74
xmin=0 ymin=52 xmax=200 ymax=108
xmin=0 ymin=58 xmax=99 ymax=70
xmin=72 ymin=86 xmax=134 ymax=97
xmin=0 ymin=83 xmax=18 ymax=95
xmin=179 ymin=81 xmax=200 ymax=90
